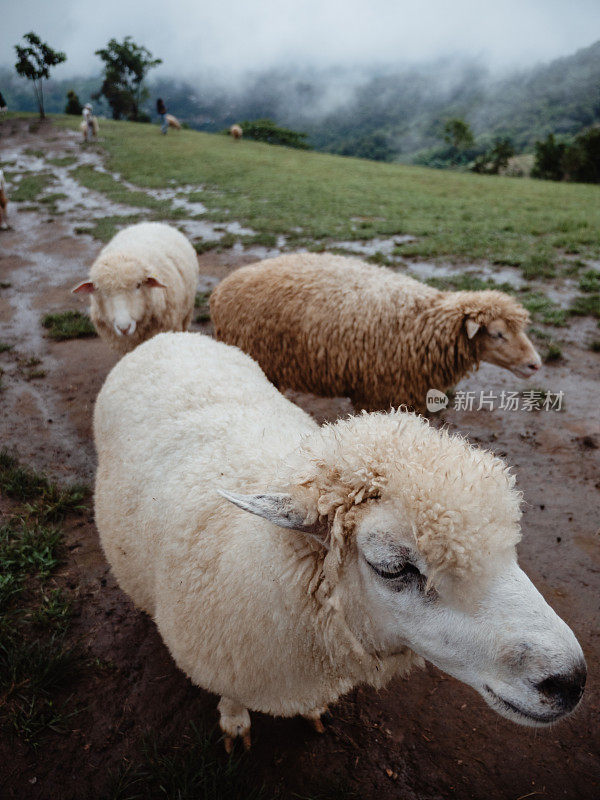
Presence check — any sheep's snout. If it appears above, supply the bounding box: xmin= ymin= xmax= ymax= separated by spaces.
xmin=511 ymin=349 xmax=542 ymax=379
xmin=114 ymin=320 xmax=137 ymax=337
xmin=534 ymin=663 xmax=587 ymax=714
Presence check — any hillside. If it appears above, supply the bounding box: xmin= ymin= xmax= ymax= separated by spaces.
xmin=1 ymin=40 xmax=599 ymax=161
xmin=53 ymin=115 xmax=600 ymax=267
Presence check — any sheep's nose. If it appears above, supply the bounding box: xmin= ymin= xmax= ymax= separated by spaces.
xmin=535 ymin=664 xmax=586 ymax=712
xmin=527 ymin=362 xmax=541 ymax=372
xmin=117 ymin=325 xmax=130 ymax=335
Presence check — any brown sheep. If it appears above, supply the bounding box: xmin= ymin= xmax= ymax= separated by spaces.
xmin=166 ymin=114 xmax=182 ymax=130
xmin=229 ymin=124 xmax=243 ymax=140
xmin=210 ymin=253 xmax=541 ymax=412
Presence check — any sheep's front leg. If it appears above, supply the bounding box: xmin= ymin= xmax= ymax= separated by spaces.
xmin=218 ymin=696 xmax=251 ymax=752
xmin=303 ymin=705 xmax=331 ymax=734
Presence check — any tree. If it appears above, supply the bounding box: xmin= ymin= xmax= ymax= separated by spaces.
xmin=337 ymin=132 xmax=397 ymax=162
xmin=443 ymin=118 xmax=474 ymax=150
xmin=472 ymin=137 xmax=515 ymax=175
xmin=14 ymin=32 xmax=66 ymax=119
xmin=65 ymin=89 xmax=82 ymax=115
xmin=94 ymin=36 xmax=161 ymax=121
xmin=531 ymin=134 xmax=567 ymax=181
xmin=563 ymin=127 xmax=600 ymax=184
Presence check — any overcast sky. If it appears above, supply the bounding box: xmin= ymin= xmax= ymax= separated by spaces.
xmin=3 ymin=0 xmax=600 ymax=80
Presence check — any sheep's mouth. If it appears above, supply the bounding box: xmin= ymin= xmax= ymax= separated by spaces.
xmin=482 ymin=686 xmax=563 ymax=725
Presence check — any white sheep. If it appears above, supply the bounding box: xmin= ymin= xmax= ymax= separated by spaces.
xmin=80 ymin=104 xmax=98 ymax=142
xmin=94 ymin=332 xmax=585 ymax=750
xmin=229 ymin=124 xmax=243 ymax=140
xmin=72 ymin=222 xmax=199 ymax=355
xmin=210 ymin=253 xmax=542 ymax=412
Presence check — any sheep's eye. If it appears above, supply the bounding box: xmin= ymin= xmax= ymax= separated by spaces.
xmin=493 ymin=331 xmax=505 ymax=340
xmin=366 ymin=559 xmax=422 ymax=581
xmin=136 ymin=282 xmax=142 ymax=289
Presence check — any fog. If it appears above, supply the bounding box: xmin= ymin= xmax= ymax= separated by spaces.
xmin=3 ymin=0 xmax=600 ymax=82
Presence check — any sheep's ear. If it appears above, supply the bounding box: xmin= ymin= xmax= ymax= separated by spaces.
xmin=465 ymin=318 xmax=480 ymax=339
xmin=218 ymin=489 xmax=324 ymax=538
xmin=145 ymin=277 xmax=167 ymax=289
xmin=72 ymin=280 xmax=95 ymax=294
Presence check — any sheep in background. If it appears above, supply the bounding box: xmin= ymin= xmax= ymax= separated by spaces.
xmin=210 ymin=253 xmax=541 ymax=412
xmin=166 ymin=113 xmax=181 ymax=130
xmin=0 ymin=170 xmax=8 ymax=230
xmin=94 ymin=332 xmax=584 ymax=751
xmin=72 ymin=222 xmax=199 ymax=355
xmin=80 ymin=103 xmax=98 ymax=142
xmin=229 ymin=124 xmax=243 ymax=140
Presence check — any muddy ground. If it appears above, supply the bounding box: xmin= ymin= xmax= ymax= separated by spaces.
xmin=0 ymin=119 xmax=599 ymax=800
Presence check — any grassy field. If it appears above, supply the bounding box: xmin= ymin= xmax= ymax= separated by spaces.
xmin=54 ymin=115 xmax=600 ymax=270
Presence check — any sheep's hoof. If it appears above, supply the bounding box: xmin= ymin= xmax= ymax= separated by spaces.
xmin=218 ymin=696 xmax=251 ymax=753
xmin=304 ymin=705 xmax=331 ymax=734
xmin=223 ymin=730 xmax=251 ymax=753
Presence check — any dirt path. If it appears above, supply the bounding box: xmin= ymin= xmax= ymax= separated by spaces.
xmin=0 ymin=119 xmax=599 ymax=800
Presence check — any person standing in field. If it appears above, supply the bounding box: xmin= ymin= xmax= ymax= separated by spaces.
xmin=156 ymin=98 xmax=168 ymax=135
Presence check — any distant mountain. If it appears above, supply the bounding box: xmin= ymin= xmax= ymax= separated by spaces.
xmin=1 ymin=40 xmax=598 ymax=163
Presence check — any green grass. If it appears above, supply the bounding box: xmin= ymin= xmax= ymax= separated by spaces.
xmin=569 ymin=293 xmax=600 ymax=319
xmin=0 ymin=343 xmax=13 ymax=353
xmin=46 ymin=155 xmax=77 ymax=167
xmin=543 ymin=342 xmax=563 ymax=362
xmin=194 ymin=238 xmax=221 ymax=254
xmin=424 ymin=273 xmax=515 ymax=293
xmin=520 ymin=249 xmax=556 ymax=279
xmin=71 ymin=165 xmax=187 ymax=219
xmin=54 ymin=115 xmax=600 ymax=271
xmin=579 ymin=269 xmax=600 ymax=293
xmin=0 ymin=522 xmax=63 ymax=611
xmin=39 ymin=192 xmax=68 ymax=212
xmin=0 ymin=451 xmax=88 ymax=746
xmin=520 ymin=292 xmax=568 ymax=326
xmin=0 ymin=449 xmax=87 ymax=522
xmin=42 ymin=310 xmax=97 ymax=340
xmin=195 ymin=291 xmax=212 ymax=322
xmin=103 ymin=723 xmax=265 ymax=800
xmin=10 ymin=173 xmax=55 ymax=203
xmin=75 ymin=214 xmax=142 ymax=242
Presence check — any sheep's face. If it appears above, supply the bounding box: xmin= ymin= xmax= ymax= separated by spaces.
xmin=221 ymin=488 xmax=585 ymax=727
xmin=346 ymin=498 xmax=585 ymax=727
xmin=469 ymin=317 xmax=541 ymax=378
xmin=72 ymin=275 xmax=167 ymax=337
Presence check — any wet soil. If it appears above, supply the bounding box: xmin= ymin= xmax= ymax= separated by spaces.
xmin=0 ymin=118 xmax=599 ymax=800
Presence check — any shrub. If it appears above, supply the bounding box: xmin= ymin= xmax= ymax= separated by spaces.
xmin=64 ymin=89 xmax=82 ymax=115
xmin=563 ymin=127 xmax=600 ymax=184
xmin=531 ymin=134 xmax=567 ymax=181
xmin=237 ymin=118 xmax=310 ymax=150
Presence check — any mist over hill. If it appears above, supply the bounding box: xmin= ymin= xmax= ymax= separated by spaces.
xmin=1 ymin=40 xmax=598 ymax=162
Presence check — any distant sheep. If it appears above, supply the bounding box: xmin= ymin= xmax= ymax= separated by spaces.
xmin=80 ymin=105 xmax=98 ymax=142
xmin=229 ymin=124 xmax=243 ymax=140
xmin=94 ymin=332 xmax=584 ymax=750
xmin=72 ymin=222 xmax=199 ymax=355
xmin=210 ymin=253 xmax=541 ymax=412
xmin=0 ymin=170 xmax=8 ymax=230
xmin=166 ymin=114 xmax=181 ymax=130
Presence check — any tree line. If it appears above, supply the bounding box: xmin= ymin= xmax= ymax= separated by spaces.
xmin=8 ymin=32 xmax=600 ymax=179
